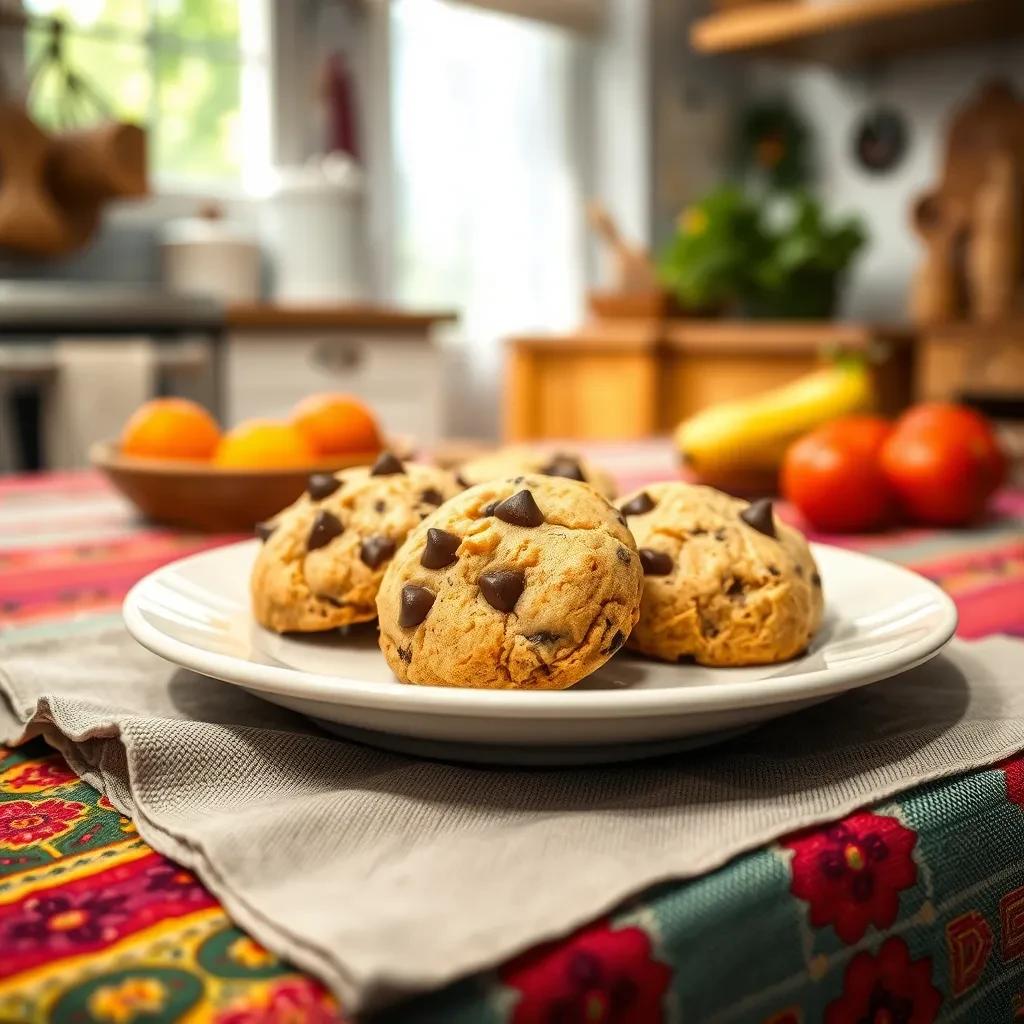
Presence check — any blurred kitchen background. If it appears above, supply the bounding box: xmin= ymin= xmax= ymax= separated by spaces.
xmin=1 ymin=0 xmax=1022 ymax=474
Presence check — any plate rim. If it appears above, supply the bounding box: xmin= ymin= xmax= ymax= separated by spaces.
xmin=123 ymin=539 xmax=958 ymax=719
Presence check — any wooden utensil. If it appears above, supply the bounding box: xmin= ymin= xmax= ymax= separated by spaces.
xmin=910 ymin=193 xmax=965 ymax=325
xmin=967 ymin=152 xmax=1020 ymax=323
xmin=586 ymin=200 xmax=661 ymax=293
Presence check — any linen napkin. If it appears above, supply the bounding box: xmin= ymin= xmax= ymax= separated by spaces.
xmin=1 ymin=626 xmax=1022 ymax=1014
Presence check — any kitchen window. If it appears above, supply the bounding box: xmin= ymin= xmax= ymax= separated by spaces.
xmin=20 ymin=0 xmax=270 ymax=190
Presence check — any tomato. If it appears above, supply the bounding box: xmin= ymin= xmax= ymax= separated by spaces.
xmin=782 ymin=416 xmax=894 ymax=532
xmin=880 ymin=403 xmax=1006 ymax=526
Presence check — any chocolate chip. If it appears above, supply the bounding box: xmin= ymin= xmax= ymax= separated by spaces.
xmin=714 ymin=528 xmax=727 ymax=541
xmin=638 ymin=548 xmax=673 ymax=576
xmin=307 ymin=510 xmax=343 ymax=551
xmin=478 ymin=569 xmax=525 ymax=613
xmin=616 ymin=512 xmax=627 ymax=527
xmin=421 ymin=528 xmax=461 ymax=569
xmin=741 ymin=498 xmax=776 ymax=539
xmin=526 ymin=631 xmax=560 ymax=644
xmin=602 ymin=629 xmax=625 ymax=655
xmin=307 ymin=473 xmax=340 ymax=500
xmin=255 ymin=521 xmax=275 ymax=542
xmin=399 ymin=585 xmax=435 ymax=627
xmin=701 ymin=617 xmax=719 ymax=638
xmin=541 ymin=454 xmax=585 ymax=483
xmin=482 ymin=500 xmax=499 ymax=517
xmin=620 ymin=492 xmax=655 ymax=517
xmin=455 ymin=472 xmax=470 ymax=488
xmin=421 ymin=488 xmax=444 ymax=506
xmin=692 ymin=528 xmax=707 ymax=537
xmin=397 ymin=645 xmax=412 ymax=663
xmin=795 ymin=565 xmax=805 ymax=577
xmin=812 ymin=572 xmax=822 ymax=588
xmin=768 ymin=565 xmax=781 ymax=577
xmin=677 ymin=653 xmax=697 ymax=665
xmin=360 ymin=535 xmax=396 ymax=568
xmin=370 ymin=452 xmax=405 ymax=477
xmin=726 ymin=577 xmax=744 ymax=597
xmin=512 ymin=476 xmax=525 ymax=484
xmin=374 ymin=499 xmax=387 ymax=513
xmin=494 ymin=489 xmax=544 ymax=528
xmin=616 ymin=547 xmax=632 ymax=566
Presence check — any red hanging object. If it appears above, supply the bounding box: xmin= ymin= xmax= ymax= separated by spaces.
xmin=320 ymin=51 xmax=359 ymax=161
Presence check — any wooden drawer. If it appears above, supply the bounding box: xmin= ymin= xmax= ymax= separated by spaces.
xmin=226 ymin=330 xmax=442 ymax=442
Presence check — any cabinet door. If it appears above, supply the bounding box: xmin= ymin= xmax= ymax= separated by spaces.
xmin=226 ymin=331 xmax=442 ymax=441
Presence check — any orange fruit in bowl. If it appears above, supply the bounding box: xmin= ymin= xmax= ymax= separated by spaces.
xmin=214 ymin=420 xmax=317 ymax=469
xmin=291 ymin=393 xmax=381 ymax=456
xmin=120 ymin=398 xmax=221 ymax=460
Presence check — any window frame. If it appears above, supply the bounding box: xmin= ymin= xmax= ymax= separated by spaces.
xmin=19 ymin=0 xmax=273 ymax=197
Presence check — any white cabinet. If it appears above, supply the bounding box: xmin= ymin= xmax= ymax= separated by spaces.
xmin=225 ymin=328 xmax=444 ymax=443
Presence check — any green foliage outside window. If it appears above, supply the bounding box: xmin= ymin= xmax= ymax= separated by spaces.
xmin=24 ymin=0 xmax=245 ymax=183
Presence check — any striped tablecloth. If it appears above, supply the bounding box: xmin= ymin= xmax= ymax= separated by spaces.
xmin=1 ymin=446 xmax=1022 ymax=1023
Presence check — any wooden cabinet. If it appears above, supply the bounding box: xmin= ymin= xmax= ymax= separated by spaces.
xmin=917 ymin=320 xmax=1024 ymax=405
xmin=504 ymin=322 xmax=661 ymax=441
xmin=225 ymin=305 xmax=455 ymax=442
xmin=504 ymin=320 xmax=916 ymax=441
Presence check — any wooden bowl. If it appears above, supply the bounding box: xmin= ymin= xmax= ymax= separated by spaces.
xmin=90 ymin=442 xmax=383 ymax=533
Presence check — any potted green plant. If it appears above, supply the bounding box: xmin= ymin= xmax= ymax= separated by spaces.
xmin=658 ymin=188 xmax=865 ymax=320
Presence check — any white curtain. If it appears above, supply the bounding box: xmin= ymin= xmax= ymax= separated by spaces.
xmin=390 ymin=0 xmax=588 ymax=439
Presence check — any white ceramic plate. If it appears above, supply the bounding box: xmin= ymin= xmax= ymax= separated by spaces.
xmin=123 ymin=540 xmax=957 ymax=765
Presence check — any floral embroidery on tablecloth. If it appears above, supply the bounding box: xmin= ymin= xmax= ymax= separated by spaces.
xmin=783 ymin=811 xmax=917 ymax=943
xmin=499 ymin=919 xmax=672 ymax=1023
xmin=229 ymin=935 xmax=280 ymax=970
xmin=214 ymin=977 xmax=342 ymax=1024
xmin=0 ymin=798 xmax=86 ymax=849
xmin=9 ymin=889 xmax=130 ymax=947
xmin=88 ymin=976 xmax=167 ymax=1023
xmin=824 ymin=937 xmax=941 ymax=1024
xmin=0 ymin=756 xmax=78 ymax=793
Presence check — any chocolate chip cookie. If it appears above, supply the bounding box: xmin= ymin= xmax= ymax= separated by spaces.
xmin=376 ymin=476 xmax=643 ymax=689
xmin=251 ymin=453 xmax=460 ymax=633
xmin=457 ymin=447 xmax=617 ymax=499
xmin=620 ymin=482 xmax=823 ymax=666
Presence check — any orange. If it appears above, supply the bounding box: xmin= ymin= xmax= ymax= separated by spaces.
xmin=214 ymin=419 xmax=316 ymax=469
xmin=120 ymin=398 xmax=221 ymax=460
xmin=291 ymin=393 xmax=381 ymax=456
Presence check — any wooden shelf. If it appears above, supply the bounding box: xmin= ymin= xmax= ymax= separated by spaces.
xmin=689 ymin=0 xmax=1024 ymax=64
xmin=226 ymin=303 xmax=457 ymax=333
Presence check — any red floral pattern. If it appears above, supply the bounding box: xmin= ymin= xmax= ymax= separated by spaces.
xmin=784 ymin=811 xmax=917 ymax=943
xmin=214 ymin=978 xmax=342 ymax=1024
xmin=0 ymin=756 xmax=78 ymax=792
xmin=500 ymin=920 xmax=672 ymax=1023
xmin=825 ymin=937 xmax=941 ymax=1024
xmin=9 ymin=890 xmax=129 ymax=946
xmin=0 ymin=798 xmax=85 ymax=848
xmin=1000 ymin=756 xmax=1024 ymax=807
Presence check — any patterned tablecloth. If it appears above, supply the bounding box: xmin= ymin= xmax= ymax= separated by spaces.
xmin=1 ymin=445 xmax=1023 ymax=1024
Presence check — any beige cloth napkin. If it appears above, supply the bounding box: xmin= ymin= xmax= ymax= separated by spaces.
xmin=1 ymin=626 xmax=1022 ymax=1014
xmin=45 ymin=338 xmax=155 ymax=469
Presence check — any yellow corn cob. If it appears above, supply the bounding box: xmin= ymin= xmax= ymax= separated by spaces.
xmin=675 ymin=361 xmax=874 ymax=475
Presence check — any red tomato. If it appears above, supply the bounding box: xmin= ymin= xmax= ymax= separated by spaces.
xmin=880 ymin=403 xmax=1006 ymax=526
xmin=782 ymin=416 xmax=894 ymax=532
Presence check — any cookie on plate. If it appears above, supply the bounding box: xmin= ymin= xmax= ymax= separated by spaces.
xmin=251 ymin=453 xmax=460 ymax=633
xmin=376 ymin=476 xmax=643 ymax=689
xmin=457 ymin=447 xmax=617 ymax=499
xmin=620 ymin=482 xmax=823 ymax=666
